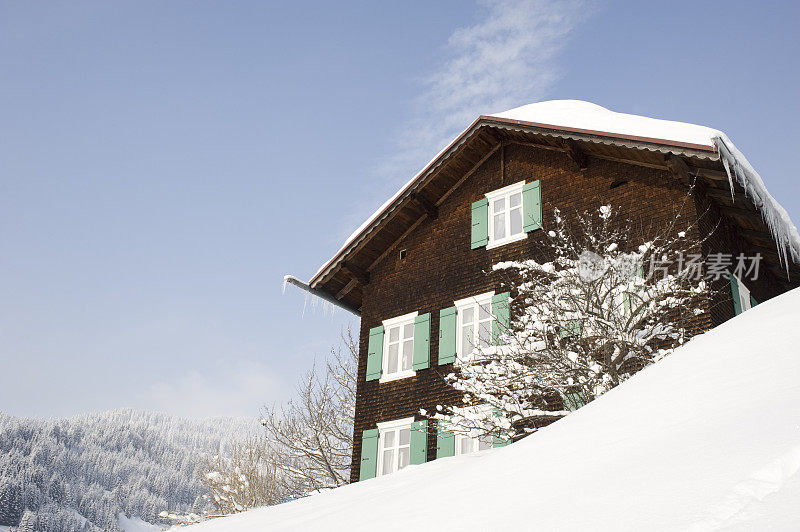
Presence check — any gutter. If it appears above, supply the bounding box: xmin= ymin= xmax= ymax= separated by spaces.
xmin=283 ymin=275 xmax=361 ymax=317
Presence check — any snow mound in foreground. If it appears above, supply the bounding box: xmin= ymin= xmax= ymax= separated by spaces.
xmin=192 ymin=288 xmax=800 ymax=531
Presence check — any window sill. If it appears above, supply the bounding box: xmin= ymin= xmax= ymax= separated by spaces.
xmin=457 ymin=346 xmax=500 ymax=363
xmin=379 ymin=370 xmax=416 ymax=384
xmin=485 ymin=232 xmax=527 ymax=250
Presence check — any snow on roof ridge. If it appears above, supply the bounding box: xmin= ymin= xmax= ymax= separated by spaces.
xmin=488 ymin=99 xmax=722 ymax=148
xmin=310 ymin=100 xmax=799 ymax=284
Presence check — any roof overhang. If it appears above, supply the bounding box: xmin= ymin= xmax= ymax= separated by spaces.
xmin=306 ymin=117 xmax=795 ymax=312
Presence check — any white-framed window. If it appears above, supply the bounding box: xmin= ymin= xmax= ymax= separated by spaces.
xmin=486 ymin=181 xmax=526 ymax=249
xmin=376 ymin=417 xmax=414 ymax=476
xmin=734 ymin=274 xmax=752 ymax=312
xmin=454 ymin=292 xmax=495 ymax=359
xmin=379 ymin=312 xmax=418 ymax=383
xmin=455 ymin=433 xmax=493 ymax=455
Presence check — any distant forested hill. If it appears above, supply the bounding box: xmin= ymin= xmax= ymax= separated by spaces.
xmin=0 ymin=409 xmax=258 ymax=531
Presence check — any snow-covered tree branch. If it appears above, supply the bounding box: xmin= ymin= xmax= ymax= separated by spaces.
xmin=437 ymin=203 xmax=713 ymax=442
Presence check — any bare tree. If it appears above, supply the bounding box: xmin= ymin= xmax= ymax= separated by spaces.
xmin=437 ymin=203 xmax=713 ymax=442
xmin=261 ymin=328 xmax=357 ymax=497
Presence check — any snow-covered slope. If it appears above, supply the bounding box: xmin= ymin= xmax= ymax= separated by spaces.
xmin=191 ymin=288 xmax=800 ymax=531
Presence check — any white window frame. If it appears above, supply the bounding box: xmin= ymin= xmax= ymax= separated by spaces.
xmin=485 ymin=181 xmax=527 ymax=250
xmin=454 ymin=433 xmax=494 ymax=456
xmin=376 ymin=417 xmax=414 ymax=476
xmin=379 ymin=311 xmax=418 ymax=383
xmin=454 ymin=292 xmax=495 ymax=360
xmin=735 ymin=274 xmax=752 ymax=312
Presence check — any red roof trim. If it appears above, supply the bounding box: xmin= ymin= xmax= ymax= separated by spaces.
xmin=481 ymin=115 xmax=717 ymax=152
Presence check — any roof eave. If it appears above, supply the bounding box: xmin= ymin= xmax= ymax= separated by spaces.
xmin=309 ymin=117 xmax=719 ymax=291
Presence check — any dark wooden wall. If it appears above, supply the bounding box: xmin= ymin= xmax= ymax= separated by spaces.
xmin=349 ymin=143 xmax=797 ymax=482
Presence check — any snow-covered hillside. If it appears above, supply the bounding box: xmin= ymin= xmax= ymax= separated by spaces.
xmin=190 ymin=287 xmax=800 ymax=531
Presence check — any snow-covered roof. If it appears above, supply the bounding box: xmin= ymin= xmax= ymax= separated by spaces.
xmin=490 ymin=99 xmax=721 ymax=149
xmin=191 ymin=287 xmax=800 ymax=530
xmin=309 ymin=100 xmax=800 ymax=286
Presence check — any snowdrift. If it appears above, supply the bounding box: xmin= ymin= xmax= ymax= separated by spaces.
xmin=191 ymin=288 xmax=800 ymax=531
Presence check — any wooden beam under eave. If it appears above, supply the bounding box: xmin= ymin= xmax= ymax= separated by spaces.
xmin=341 ymin=261 xmax=370 ymax=286
xmin=703 ymin=182 xmax=761 ymax=202
xmin=410 ymin=192 xmax=438 ymax=219
xmin=458 ymin=145 xmax=487 ymax=169
xmin=436 ymin=142 xmax=502 ymax=206
xmin=336 ymin=278 xmax=359 ymax=300
xmin=720 ymin=203 xmax=761 ymax=220
xmin=738 ymin=228 xmax=777 ymax=245
xmin=665 ymin=154 xmax=691 ymax=185
xmin=599 ymin=153 xmax=669 ymax=172
xmin=471 ymin=132 xmax=496 ymax=151
xmin=739 ymin=245 xmax=800 ymax=275
xmin=563 ymin=139 xmax=589 ymax=171
xmin=688 ymin=166 xmax=729 ymax=182
xmin=506 ymin=139 xmax=568 ymax=154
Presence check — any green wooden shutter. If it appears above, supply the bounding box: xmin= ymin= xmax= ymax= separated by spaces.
xmin=522 ymin=180 xmax=542 ymax=232
xmin=412 ymin=313 xmax=431 ymax=370
xmin=359 ymin=429 xmax=379 ymax=480
xmin=410 ymin=420 xmax=428 ymax=465
xmin=491 ymin=408 xmax=511 ymax=447
xmin=438 ymin=306 xmax=457 ymax=364
xmin=471 ymin=199 xmax=489 ymax=249
xmin=623 ymin=264 xmax=645 ymax=316
xmin=491 ymin=292 xmax=510 ymax=345
xmin=729 ymin=274 xmax=742 ymax=316
xmin=436 ymin=426 xmax=455 ymax=459
xmin=563 ymin=391 xmax=584 ymax=411
xmin=366 ymin=326 xmax=384 ymax=381
xmin=750 ymin=295 xmax=758 ymax=307
xmin=559 ymin=319 xmax=582 ymax=338
xmin=492 ymin=434 xmax=511 ymax=447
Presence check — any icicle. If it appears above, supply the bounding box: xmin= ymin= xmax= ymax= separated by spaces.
xmin=713 ymin=135 xmax=800 ymax=272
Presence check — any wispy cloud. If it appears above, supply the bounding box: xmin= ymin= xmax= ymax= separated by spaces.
xmin=380 ymin=0 xmax=590 ymax=188
xmin=332 ymin=0 xmax=591 ymax=250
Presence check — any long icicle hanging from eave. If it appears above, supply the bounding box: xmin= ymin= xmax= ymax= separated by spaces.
xmin=282 ymin=275 xmax=339 ymax=318
xmin=713 ymin=135 xmax=800 ymax=272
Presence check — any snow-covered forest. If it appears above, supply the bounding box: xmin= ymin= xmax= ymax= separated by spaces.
xmin=0 ymin=409 xmax=258 ymax=531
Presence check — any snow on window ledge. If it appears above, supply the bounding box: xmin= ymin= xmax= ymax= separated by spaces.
xmin=379 ymin=369 xmax=417 ymax=384
xmin=486 ymin=232 xmax=528 ymax=250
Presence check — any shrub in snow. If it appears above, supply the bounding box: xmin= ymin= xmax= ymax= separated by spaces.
xmin=438 ymin=203 xmax=712 ymax=441
xmin=197 ymin=434 xmax=284 ymax=517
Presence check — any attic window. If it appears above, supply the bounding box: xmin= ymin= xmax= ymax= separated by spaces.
xmin=485 ymin=181 xmax=527 ymax=249
xmin=610 ymin=179 xmax=628 ymax=189
xmin=379 ymin=312 xmax=418 ymax=383
xmin=399 ymin=249 xmax=407 ymax=261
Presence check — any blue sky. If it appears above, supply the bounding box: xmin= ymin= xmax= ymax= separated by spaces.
xmin=1 ymin=1 xmax=797 ymax=418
